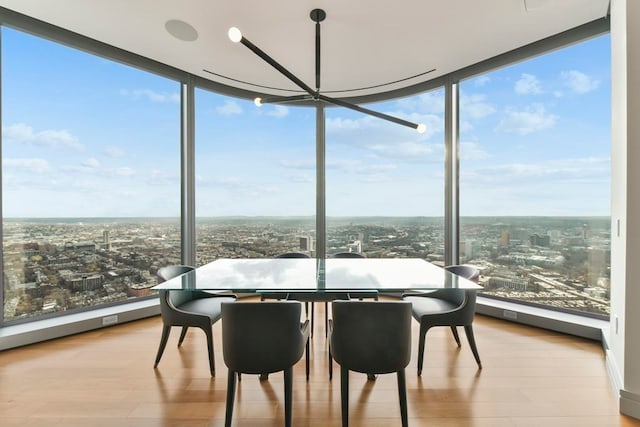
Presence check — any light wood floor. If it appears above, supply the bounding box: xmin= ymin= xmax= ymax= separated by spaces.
xmin=1 ymin=299 xmax=638 ymax=427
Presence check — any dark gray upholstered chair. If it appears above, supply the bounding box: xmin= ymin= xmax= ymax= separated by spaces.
xmin=221 ymin=301 xmax=310 ymax=427
xmin=329 ymin=301 xmax=412 ymax=427
xmin=154 ymin=265 xmax=236 ymax=376
xmin=402 ymin=264 xmax=482 ymax=376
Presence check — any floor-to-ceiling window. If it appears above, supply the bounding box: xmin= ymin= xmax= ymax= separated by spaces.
xmin=325 ymin=90 xmax=445 ymax=258
xmin=459 ymin=35 xmax=611 ymax=317
xmin=1 ymin=28 xmax=181 ymax=323
xmin=0 ymin=8 xmax=611 ymax=335
xmin=194 ymin=90 xmax=315 ymax=264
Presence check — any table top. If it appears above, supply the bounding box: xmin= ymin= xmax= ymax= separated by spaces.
xmin=152 ymin=258 xmax=482 ymax=293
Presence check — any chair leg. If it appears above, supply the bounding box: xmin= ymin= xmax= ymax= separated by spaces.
xmin=311 ymin=302 xmax=315 ymax=338
xmin=450 ymin=326 xmax=461 ymax=346
xmin=177 ymin=326 xmax=189 ymax=346
xmin=464 ymin=324 xmax=482 ymax=369
xmin=328 ymin=319 xmax=333 ymax=380
xmin=154 ymin=325 xmax=171 ymax=368
xmin=284 ymin=367 xmax=293 ymax=427
xmin=328 ymin=344 xmax=333 ymax=380
xmin=224 ymin=370 xmax=237 ymax=427
xmin=417 ymin=323 xmax=428 ymax=376
xmin=324 ymin=302 xmax=329 ymax=338
xmin=340 ymin=366 xmax=350 ymax=427
xmin=306 ymin=337 xmax=310 ymax=381
xmin=397 ymin=369 xmax=408 ymax=427
xmin=204 ymin=326 xmax=215 ymax=376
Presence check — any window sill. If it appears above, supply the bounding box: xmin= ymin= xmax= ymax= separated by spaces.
xmin=0 ymin=299 xmax=160 ymax=351
xmin=476 ymin=296 xmax=609 ymax=342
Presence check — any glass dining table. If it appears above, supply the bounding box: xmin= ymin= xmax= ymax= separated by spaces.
xmin=151 ymin=258 xmax=482 ymax=294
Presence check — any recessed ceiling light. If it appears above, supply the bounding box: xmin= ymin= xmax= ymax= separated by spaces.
xmin=165 ymin=19 xmax=198 ymax=42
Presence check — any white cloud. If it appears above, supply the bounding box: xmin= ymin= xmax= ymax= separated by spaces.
xmin=326 ymin=158 xmax=396 ymax=176
xmin=279 ymin=159 xmax=314 ymax=169
xmin=2 ymin=123 xmax=83 ymax=150
xmin=326 ymin=116 xmax=366 ymax=132
xmin=368 ymin=141 xmax=442 ymax=161
xmin=120 ymin=89 xmax=180 ymax=103
xmin=353 ymin=164 xmax=396 ymax=175
xmin=396 ymin=91 xmax=444 ymax=113
xmin=216 ymin=100 xmax=243 ymax=116
xmin=515 ymin=73 xmax=543 ymax=95
xmin=287 ymin=173 xmax=313 ymax=183
xmin=83 ymin=157 xmax=100 ymax=168
xmin=495 ymin=104 xmax=557 ymax=135
xmin=471 ymin=156 xmax=610 ymax=184
xmin=265 ymin=105 xmax=289 ymax=118
xmin=459 ymin=141 xmax=490 ymax=161
xmin=561 ymin=70 xmax=599 ymax=94
xmin=327 ymin=111 xmax=442 ymax=141
xmin=461 ymin=94 xmax=496 ymax=119
xmin=3 ymin=158 xmax=51 ymax=174
xmin=146 ymin=169 xmax=176 ymax=185
xmin=326 ymin=112 xmax=444 ymax=164
xmin=474 ymin=76 xmax=491 ymax=87
xmin=104 ymin=145 xmax=125 ymax=158
xmin=114 ymin=167 xmax=135 ymax=177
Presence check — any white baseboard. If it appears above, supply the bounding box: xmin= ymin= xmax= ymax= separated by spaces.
xmin=620 ymin=389 xmax=640 ymax=419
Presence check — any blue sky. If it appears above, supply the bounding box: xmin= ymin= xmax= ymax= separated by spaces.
xmin=1 ymin=28 xmax=611 ymax=218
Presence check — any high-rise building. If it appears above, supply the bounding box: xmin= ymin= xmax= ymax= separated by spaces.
xmin=103 ymin=230 xmax=111 ymax=251
xmin=500 ymin=230 xmax=510 ymax=247
xmin=530 ymin=234 xmax=551 ymax=247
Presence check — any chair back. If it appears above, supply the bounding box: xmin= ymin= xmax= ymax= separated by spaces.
xmin=444 ymin=264 xmax=480 ymax=283
xmin=157 ymin=265 xmax=195 ymax=311
xmin=221 ymin=301 xmax=306 ymax=374
xmin=443 ymin=265 xmax=480 ymax=323
xmin=330 ymin=252 xmax=365 ymax=258
xmin=276 ymin=252 xmax=311 ymax=258
xmin=330 ymin=301 xmax=411 ymax=374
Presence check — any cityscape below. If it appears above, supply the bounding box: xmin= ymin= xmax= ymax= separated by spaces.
xmin=2 ymin=216 xmax=610 ymax=322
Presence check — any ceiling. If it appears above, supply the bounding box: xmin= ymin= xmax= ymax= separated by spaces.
xmin=0 ymin=0 xmax=610 ymax=102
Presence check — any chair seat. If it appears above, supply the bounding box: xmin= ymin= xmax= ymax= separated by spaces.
xmin=403 ymin=295 xmax=458 ymax=318
xmin=178 ymin=296 xmax=235 ymax=322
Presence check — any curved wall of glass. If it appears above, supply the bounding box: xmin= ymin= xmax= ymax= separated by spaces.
xmin=0 ymin=15 xmax=610 ymax=328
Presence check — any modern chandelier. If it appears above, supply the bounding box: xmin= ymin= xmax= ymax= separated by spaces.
xmin=228 ymin=9 xmax=426 ymax=133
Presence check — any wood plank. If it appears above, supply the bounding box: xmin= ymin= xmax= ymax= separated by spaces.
xmin=0 ymin=297 xmax=635 ymax=426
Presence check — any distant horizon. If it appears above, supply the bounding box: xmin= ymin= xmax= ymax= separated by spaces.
xmin=3 ymin=215 xmax=612 ymax=220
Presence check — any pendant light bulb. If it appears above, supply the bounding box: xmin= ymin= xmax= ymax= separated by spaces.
xmin=228 ymin=27 xmax=242 ymax=43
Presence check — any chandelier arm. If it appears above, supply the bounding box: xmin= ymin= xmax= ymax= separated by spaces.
xmin=238 ymin=36 xmax=317 ymax=98
xmin=258 ymin=94 xmax=313 ymax=104
xmin=229 ymin=8 xmax=425 ymax=133
xmin=318 ymin=94 xmax=422 ymax=131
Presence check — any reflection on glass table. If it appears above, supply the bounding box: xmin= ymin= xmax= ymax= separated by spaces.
xmin=152 ymin=258 xmax=482 ymax=293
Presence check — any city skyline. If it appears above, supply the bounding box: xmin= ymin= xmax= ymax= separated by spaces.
xmin=2 ymin=214 xmax=611 ymax=322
